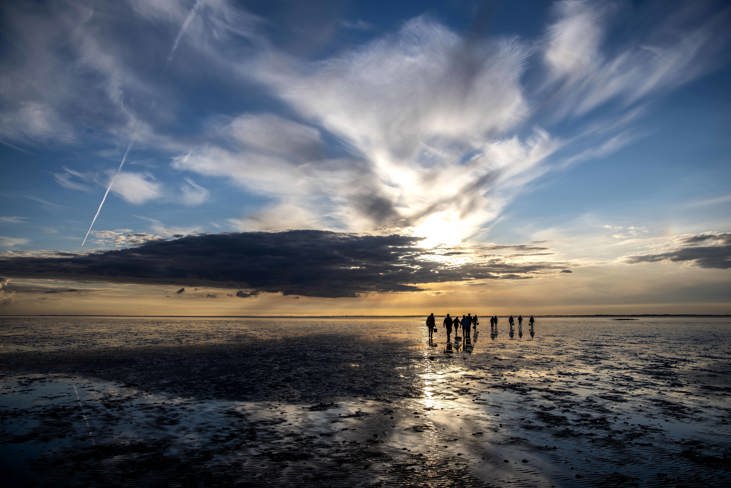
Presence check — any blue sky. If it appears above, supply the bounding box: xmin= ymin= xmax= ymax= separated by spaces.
xmin=0 ymin=0 xmax=729 ymax=313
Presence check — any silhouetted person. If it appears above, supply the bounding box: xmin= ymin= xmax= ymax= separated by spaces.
xmin=462 ymin=314 xmax=471 ymax=344
xmin=518 ymin=315 xmax=523 ymax=339
xmin=529 ymin=315 xmax=535 ymax=338
xmin=468 ymin=314 xmax=474 ymax=342
xmin=509 ymin=315 xmax=515 ymax=339
xmin=453 ymin=316 xmax=460 ymax=340
xmin=426 ymin=313 xmax=436 ymax=342
xmin=472 ymin=314 xmax=479 ymax=331
xmin=443 ymin=313 xmax=453 ymax=342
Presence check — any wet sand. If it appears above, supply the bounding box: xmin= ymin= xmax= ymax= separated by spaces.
xmin=1 ymin=316 xmax=730 ymax=486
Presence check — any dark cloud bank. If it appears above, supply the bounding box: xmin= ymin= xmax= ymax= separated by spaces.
xmin=628 ymin=233 xmax=731 ymax=269
xmin=0 ymin=231 xmax=566 ymax=298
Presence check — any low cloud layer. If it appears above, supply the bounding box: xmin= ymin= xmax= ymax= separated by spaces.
xmin=0 ymin=231 xmax=567 ymax=297
xmin=628 ymin=233 xmax=731 ymax=269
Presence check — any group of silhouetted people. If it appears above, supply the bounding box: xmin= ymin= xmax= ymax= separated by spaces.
xmin=426 ymin=313 xmax=480 ymax=346
xmin=494 ymin=315 xmax=535 ymax=339
xmin=426 ymin=313 xmax=536 ymax=349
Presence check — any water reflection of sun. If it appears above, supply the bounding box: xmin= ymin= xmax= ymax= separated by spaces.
xmin=422 ymin=372 xmax=438 ymax=410
xmin=419 ymin=369 xmax=454 ymax=412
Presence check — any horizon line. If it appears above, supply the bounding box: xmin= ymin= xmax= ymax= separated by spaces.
xmin=1 ymin=313 xmax=730 ymax=319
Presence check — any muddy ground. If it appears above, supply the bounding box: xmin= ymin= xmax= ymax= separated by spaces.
xmin=1 ymin=316 xmax=730 ymax=486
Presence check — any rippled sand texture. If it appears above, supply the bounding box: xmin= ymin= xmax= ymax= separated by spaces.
xmin=1 ymin=316 xmax=730 ymax=486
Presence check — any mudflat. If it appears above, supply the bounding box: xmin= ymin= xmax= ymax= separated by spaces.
xmin=1 ymin=316 xmax=730 ymax=486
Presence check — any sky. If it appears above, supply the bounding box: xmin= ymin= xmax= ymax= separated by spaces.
xmin=0 ymin=0 xmax=730 ymax=315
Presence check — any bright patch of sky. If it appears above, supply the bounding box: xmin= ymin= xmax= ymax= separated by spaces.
xmin=0 ymin=0 xmax=729 ymax=262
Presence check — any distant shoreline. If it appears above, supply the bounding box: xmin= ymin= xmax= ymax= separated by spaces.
xmin=1 ymin=314 xmax=730 ymax=319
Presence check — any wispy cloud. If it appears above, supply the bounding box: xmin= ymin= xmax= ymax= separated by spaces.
xmin=227 ymin=113 xmax=323 ymax=160
xmin=602 ymin=224 xmax=649 ymax=240
xmin=555 ymin=130 xmax=637 ymax=170
xmin=0 ymin=102 xmax=74 ymax=144
xmin=0 ymin=236 xmax=29 ymax=248
xmin=528 ymin=215 xmax=674 ymax=266
xmin=262 ymin=17 xmax=530 ymax=160
xmin=0 ymin=0 xmax=196 ymax=152
xmin=25 ymin=195 xmax=65 ymax=209
xmin=339 ymin=19 xmax=373 ymax=32
xmin=686 ymin=193 xmax=731 ymax=208
xmin=135 ymin=0 xmax=263 ymax=71
xmin=0 ymin=216 xmax=27 ymax=224
xmin=167 ymin=0 xmax=203 ymax=63
xmin=541 ymin=1 xmax=730 ymax=118
xmin=173 ymin=114 xmax=360 ymax=230
xmin=179 ymin=177 xmax=209 ymax=206
xmin=53 ymin=166 xmax=94 ymax=192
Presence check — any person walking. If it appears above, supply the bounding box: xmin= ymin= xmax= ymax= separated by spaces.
xmin=462 ymin=314 xmax=471 ymax=344
xmin=443 ymin=313 xmax=453 ymax=342
xmin=426 ymin=313 xmax=436 ymax=342
xmin=518 ymin=315 xmax=523 ymax=339
xmin=471 ymin=314 xmax=479 ymax=343
xmin=529 ymin=315 xmax=535 ymax=338
xmin=509 ymin=315 xmax=515 ymax=339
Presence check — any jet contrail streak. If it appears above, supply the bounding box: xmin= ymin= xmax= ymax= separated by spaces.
xmin=167 ymin=0 xmax=203 ymax=64
xmin=81 ymin=140 xmax=134 ymax=247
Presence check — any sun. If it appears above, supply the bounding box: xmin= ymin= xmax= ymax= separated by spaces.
xmin=412 ymin=211 xmax=470 ymax=249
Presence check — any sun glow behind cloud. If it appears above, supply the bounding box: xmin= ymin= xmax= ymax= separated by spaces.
xmin=159 ymin=3 xmax=728 ymax=251
xmin=414 ymin=211 xmax=480 ymax=249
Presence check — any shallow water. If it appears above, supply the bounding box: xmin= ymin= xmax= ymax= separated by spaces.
xmin=1 ymin=316 xmax=730 ymax=486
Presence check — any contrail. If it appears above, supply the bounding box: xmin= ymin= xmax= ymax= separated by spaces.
xmin=167 ymin=0 xmax=203 ymax=64
xmin=0 ymin=137 xmax=31 ymax=154
xmin=81 ymin=139 xmax=134 ymax=247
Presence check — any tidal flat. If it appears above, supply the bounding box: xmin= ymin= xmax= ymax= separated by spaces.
xmin=1 ymin=316 xmax=730 ymax=486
